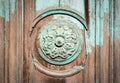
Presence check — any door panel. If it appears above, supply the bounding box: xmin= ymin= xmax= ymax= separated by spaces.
xmin=0 ymin=0 xmax=120 ymax=83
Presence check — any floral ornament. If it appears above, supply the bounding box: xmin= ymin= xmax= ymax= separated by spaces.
xmin=37 ymin=20 xmax=83 ymax=65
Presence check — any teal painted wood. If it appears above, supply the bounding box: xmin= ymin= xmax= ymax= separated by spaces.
xmin=114 ymin=0 xmax=120 ymax=83
xmin=0 ymin=0 xmax=15 ymax=22
xmin=10 ymin=0 xmax=15 ymax=14
xmin=5 ymin=0 xmax=10 ymax=22
xmin=85 ymin=0 xmax=96 ymax=54
xmin=36 ymin=0 xmax=85 ymax=18
xmin=115 ymin=0 xmax=120 ymax=39
xmin=0 ymin=0 xmax=4 ymax=18
xmin=36 ymin=0 xmax=59 ymax=12
xmin=60 ymin=0 xmax=85 ymax=18
xmin=33 ymin=8 xmax=87 ymax=30
xmin=0 ymin=0 xmax=119 ymax=82
xmin=84 ymin=0 xmax=96 ymax=83
xmin=0 ymin=0 xmax=9 ymax=22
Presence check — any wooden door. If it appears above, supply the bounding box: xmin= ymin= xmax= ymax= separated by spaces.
xmin=0 ymin=0 xmax=120 ymax=83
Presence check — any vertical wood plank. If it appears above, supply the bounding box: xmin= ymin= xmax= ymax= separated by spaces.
xmin=4 ymin=0 xmax=10 ymax=83
xmin=109 ymin=0 xmax=114 ymax=83
xmin=60 ymin=0 xmax=85 ymax=18
xmin=84 ymin=0 xmax=96 ymax=83
xmin=0 ymin=18 xmax=5 ymax=83
xmin=100 ymin=0 xmax=110 ymax=83
xmin=29 ymin=0 xmax=35 ymax=83
xmin=9 ymin=0 xmax=17 ymax=82
xmin=114 ymin=0 xmax=120 ymax=83
xmin=0 ymin=1 xmax=5 ymax=83
xmin=95 ymin=1 xmax=101 ymax=83
xmin=24 ymin=0 xmax=33 ymax=83
xmin=95 ymin=0 xmax=114 ymax=83
xmin=16 ymin=0 xmax=24 ymax=83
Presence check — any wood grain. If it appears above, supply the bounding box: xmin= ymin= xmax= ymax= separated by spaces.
xmin=16 ymin=0 xmax=24 ymax=83
xmin=0 ymin=0 xmax=120 ymax=83
xmin=0 ymin=17 xmax=5 ymax=83
xmin=114 ymin=0 xmax=120 ymax=83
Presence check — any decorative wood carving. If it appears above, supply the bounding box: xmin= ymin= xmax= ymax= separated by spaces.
xmin=37 ymin=19 xmax=84 ymax=65
xmin=31 ymin=8 xmax=88 ymax=77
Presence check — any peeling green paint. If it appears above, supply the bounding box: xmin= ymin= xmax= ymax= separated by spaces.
xmin=36 ymin=0 xmax=85 ymax=18
xmin=36 ymin=0 xmax=59 ymax=12
xmin=36 ymin=0 xmax=42 ymax=11
xmin=35 ymin=0 xmax=114 ymax=54
xmin=36 ymin=9 xmax=87 ymax=30
xmin=5 ymin=0 xmax=10 ymax=22
xmin=95 ymin=0 xmax=110 ymax=46
xmin=0 ymin=0 xmax=5 ymax=18
xmin=86 ymin=0 xmax=113 ymax=53
xmin=53 ymin=14 xmax=85 ymax=30
xmin=86 ymin=0 xmax=96 ymax=54
xmin=10 ymin=0 xmax=15 ymax=14
xmin=0 ymin=0 xmax=14 ymax=22
xmin=101 ymin=0 xmax=109 ymax=36
xmin=60 ymin=0 xmax=85 ymax=18
xmin=96 ymin=0 xmax=101 ymax=46
xmin=115 ymin=0 xmax=120 ymax=39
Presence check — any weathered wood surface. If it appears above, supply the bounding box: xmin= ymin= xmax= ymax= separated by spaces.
xmin=0 ymin=0 xmax=120 ymax=83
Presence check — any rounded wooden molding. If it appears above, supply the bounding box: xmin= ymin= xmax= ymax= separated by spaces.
xmin=33 ymin=59 xmax=84 ymax=78
xmin=32 ymin=8 xmax=87 ymax=30
xmin=31 ymin=8 xmax=88 ymax=77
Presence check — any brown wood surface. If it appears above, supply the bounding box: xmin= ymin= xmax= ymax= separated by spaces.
xmin=0 ymin=16 xmax=5 ymax=83
xmin=0 ymin=0 xmax=120 ymax=83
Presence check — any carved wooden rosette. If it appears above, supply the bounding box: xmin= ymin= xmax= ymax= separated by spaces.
xmin=31 ymin=8 xmax=88 ymax=77
xmin=37 ymin=19 xmax=84 ymax=65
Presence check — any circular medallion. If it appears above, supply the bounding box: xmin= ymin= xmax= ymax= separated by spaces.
xmin=37 ymin=19 xmax=83 ymax=65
